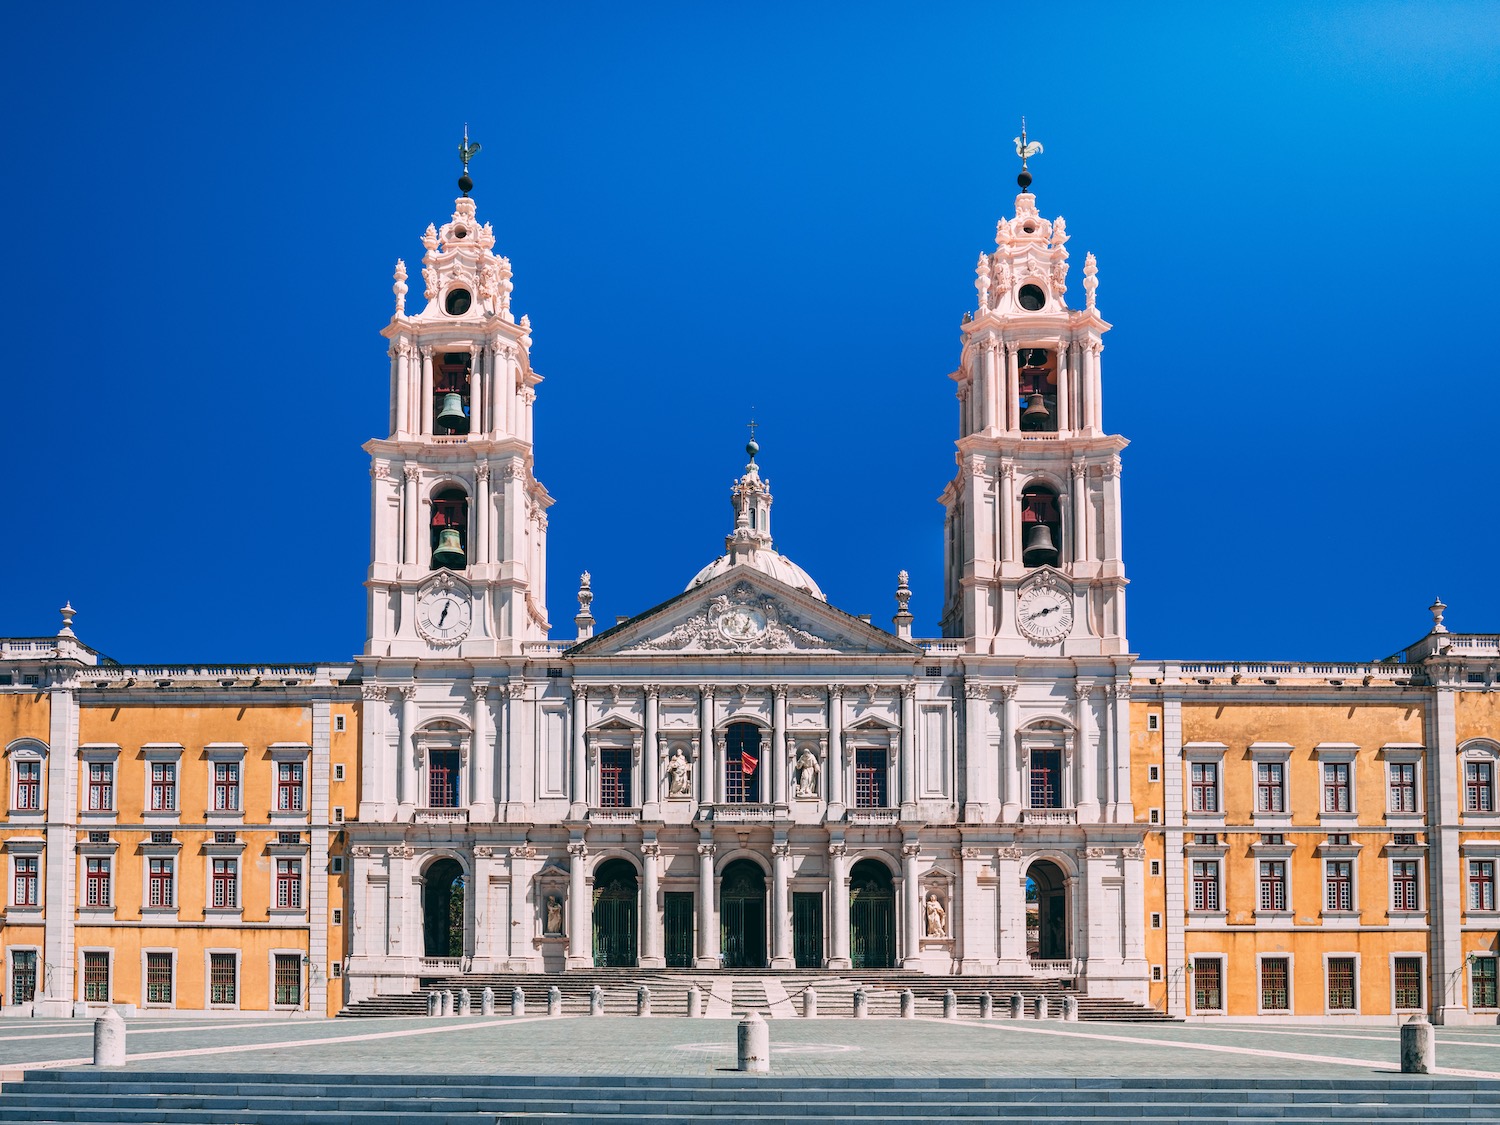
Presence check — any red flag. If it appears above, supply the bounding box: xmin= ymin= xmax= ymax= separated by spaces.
xmin=740 ymin=751 xmax=759 ymax=776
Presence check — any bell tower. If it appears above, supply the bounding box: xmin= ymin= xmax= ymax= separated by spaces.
xmin=364 ymin=142 xmax=552 ymax=658
xmin=939 ymin=130 xmax=1127 ymax=656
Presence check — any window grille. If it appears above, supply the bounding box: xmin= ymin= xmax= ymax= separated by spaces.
xmin=1394 ymin=957 xmax=1423 ymax=1009
xmin=11 ymin=950 xmax=36 ymax=1003
xmin=1474 ymin=957 xmax=1498 ymax=1009
xmin=1327 ymin=957 xmax=1357 ymax=1010
xmin=855 ymin=749 xmax=889 ymax=808
xmin=145 ymin=952 xmax=172 ymax=1005
xmin=1260 ymin=957 xmax=1290 ymax=1010
xmin=1030 ymin=748 xmax=1063 ymax=809
xmin=1192 ymin=958 xmax=1222 ymax=1011
xmin=274 ymin=954 xmax=301 ymax=1006
xmin=83 ymin=951 xmax=109 ymax=1002
xmin=599 ymin=748 xmax=632 ymax=808
xmin=724 ymin=724 xmax=761 ymax=803
xmin=209 ymin=953 xmax=237 ymax=1005
xmin=428 ymin=750 xmax=461 ymax=808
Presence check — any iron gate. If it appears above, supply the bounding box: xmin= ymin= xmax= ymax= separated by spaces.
xmin=719 ymin=863 xmax=767 ymax=968
xmin=664 ymin=891 xmax=694 ymax=968
xmin=849 ymin=871 xmax=895 ymax=968
xmin=591 ymin=872 xmax=638 ymax=967
xmin=793 ymin=891 xmax=823 ymax=968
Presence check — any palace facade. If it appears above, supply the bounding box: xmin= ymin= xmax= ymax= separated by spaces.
xmin=2 ymin=172 xmax=1496 ymax=1023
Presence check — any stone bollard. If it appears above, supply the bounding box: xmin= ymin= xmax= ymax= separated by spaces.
xmin=979 ymin=992 xmax=993 ymax=1020
xmin=1401 ymin=1015 xmax=1435 ymax=1074
xmin=427 ymin=991 xmax=440 ymax=1018
xmin=589 ymin=985 xmax=604 ymax=1016
xmin=442 ymin=989 xmax=455 ymax=1017
xmin=1061 ymin=994 xmax=1077 ymax=1022
xmin=481 ymin=987 xmax=495 ymax=1016
xmin=510 ymin=986 xmax=524 ymax=1016
xmin=1036 ymin=995 xmax=1049 ymax=1020
xmin=457 ymin=988 xmax=471 ymax=1016
xmin=637 ymin=985 xmax=652 ymax=1017
xmin=899 ymin=989 xmax=915 ymax=1018
xmin=686 ymin=984 xmax=702 ymax=1018
xmin=943 ymin=989 xmax=957 ymax=1019
xmin=803 ymin=988 xmax=818 ymax=1019
xmin=737 ymin=1011 xmax=770 ymax=1074
xmin=1009 ymin=992 xmax=1024 ymax=1020
xmin=547 ymin=986 xmax=562 ymax=1016
xmin=92 ymin=1008 xmax=126 ymax=1067
xmin=853 ymin=988 xmax=868 ymax=1018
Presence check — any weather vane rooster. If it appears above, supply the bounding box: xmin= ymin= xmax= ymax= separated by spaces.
xmin=1013 ymin=117 xmax=1042 ymax=190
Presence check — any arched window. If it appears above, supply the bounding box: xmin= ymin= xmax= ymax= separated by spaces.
xmin=430 ymin=487 xmax=469 ymax=570
xmin=1020 ymin=483 xmax=1061 ymax=567
xmin=725 ymin=722 xmax=762 ymax=803
xmin=433 ymin=352 xmax=471 ymax=435
xmin=1018 ymin=348 xmax=1058 ymax=433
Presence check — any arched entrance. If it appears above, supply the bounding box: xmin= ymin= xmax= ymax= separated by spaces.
xmin=849 ymin=859 xmax=896 ymax=968
xmin=422 ymin=857 xmax=465 ymax=959
xmin=1026 ymin=860 xmax=1069 ymax=961
xmin=591 ymin=858 xmax=639 ymax=967
xmin=719 ymin=859 xmax=767 ymax=968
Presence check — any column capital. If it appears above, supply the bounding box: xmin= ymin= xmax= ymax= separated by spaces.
xmin=509 ymin=845 xmax=537 ymax=860
xmin=644 ymin=684 xmax=660 ymax=701
xmin=371 ymin=462 xmax=391 ymax=480
xmin=699 ymin=684 xmax=716 ymax=699
xmin=361 ymin=684 xmax=388 ymax=701
xmin=901 ymin=681 xmax=918 ymax=700
xmin=473 ymin=845 xmax=494 ymax=858
xmin=827 ymin=684 xmax=844 ymax=700
xmin=772 ymin=842 xmax=792 ymax=859
xmin=403 ymin=464 xmax=421 ymax=482
xmin=471 ymin=681 xmax=489 ymax=701
xmin=901 ymin=842 xmax=922 ymax=859
xmin=398 ymin=684 xmax=419 ymax=702
xmin=641 ymin=842 xmax=661 ymax=860
xmin=998 ymin=683 xmax=1020 ymax=702
xmin=475 ymin=460 xmax=490 ymax=482
xmin=696 ymin=842 xmax=716 ymax=858
xmin=964 ymin=681 xmax=991 ymax=700
xmin=567 ymin=841 xmax=588 ymax=859
xmin=773 ymin=685 xmax=788 ymax=701
xmin=419 ymin=344 xmax=434 ymax=359
xmin=507 ymin=681 xmax=527 ymax=700
xmin=828 ymin=842 xmax=847 ymax=858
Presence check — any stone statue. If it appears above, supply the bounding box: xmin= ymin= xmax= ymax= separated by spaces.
xmin=924 ymin=893 xmax=947 ymax=937
xmin=793 ymin=748 xmax=820 ymax=798
xmin=666 ymin=749 xmax=691 ymax=797
xmin=545 ymin=895 xmax=563 ymax=936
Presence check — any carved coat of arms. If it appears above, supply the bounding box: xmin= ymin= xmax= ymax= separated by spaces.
xmin=626 ymin=583 xmax=837 ymax=654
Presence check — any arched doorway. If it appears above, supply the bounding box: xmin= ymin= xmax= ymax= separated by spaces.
xmin=719 ymin=859 xmax=767 ymax=968
xmin=849 ymin=859 xmax=896 ymax=968
xmin=591 ymin=859 xmax=639 ymax=967
xmin=1026 ymin=860 xmax=1069 ymax=961
xmin=422 ymin=857 xmax=465 ymax=959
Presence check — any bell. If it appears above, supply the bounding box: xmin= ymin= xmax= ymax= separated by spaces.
xmin=1022 ymin=523 xmax=1059 ymax=567
xmin=437 ymin=392 xmax=467 ymax=429
xmin=432 ymin=527 xmax=466 ymax=568
xmin=1022 ymin=392 xmax=1049 ymax=424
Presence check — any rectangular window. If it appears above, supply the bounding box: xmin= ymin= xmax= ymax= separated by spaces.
xmin=209 ymin=953 xmax=237 ymax=1005
xmin=334 ymin=714 xmax=346 ymax=733
xmin=427 ymin=751 xmax=460 ymax=808
xmin=1474 ymin=956 xmax=1498 ymax=1009
xmin=1256 ymin=762 xmax=1285 ymax=813
xmin=274 ymin=953 xmax=301 ymax=1006
xmin=1191 ymin=860 xmax=1220 ymax=912
xmin=14 ymin=760 xmax=40 ymax=809
xmin=1470 ymin=860 xmax=1496 ymax=912
xmin=1326 ymin=860 xmax=1354 ymax=912
xmin=599 ymin=747 xmax=632 ymax=808
xmin=1192 ymin=958 xmax=1222 ymax=1011
xmin=148 ymin=857 xmax=174 ymax=908
xmin=1391 ymin=860 xmax=1420 ymax=911
xmin=1323 ymin=763 xmax=1351 ymax=813
xmin=276 ymin=859 xmax=302 ymax=909
xmin=145 ymin=952 xmax=173 ymax=1005
xmin=1394 ymin=956 xmax=1423 ymax=1009
xmin=277 ymin=761 xmax=304 ymax=812
xmin=333 ymin=763 xmax=345 ymax=781
xmin=331 ymin=907 xmax=342 ymax=925
xmin=84 ymin=858 xmax=111 ymax=908
xmin=1466 ymin=761 xmax=1494 ymax=813
xmin=855 ymin=748 xmax=889 ymax=809
xmin=212 ymin=762 xmax=240 ymax=812
xmin=1389 ymin=762 xmax=1417 ymax=813
xmin=83 ymin=951 xmax=109 ymax=1003
xmin=87 ymin=762 xmax=114 ymax=811
xmin=149 ymin=761 xmax=177 ymax=811
xmin=1190 ymin=762 xmax=1219 ymax=813
xmin=13 ymin=856 xmax=38 ymax=906
xmin=724 ymin=749 xmax=761 ymax=803
xmin=1030 ymin=748 xmax=1063 ymax=809
xmin=212 ymin=858 xmax=238 ymax=909
xmin=11 ymin=950 xmax=37 ymax=1003
xmin=1258 ymin=860 xmax=1286 ymax=911
xmin=1260 ymin=957 xmax=1290 ymax=1010
xmin=1327 ymin=956 xmax=1357 ymax=1011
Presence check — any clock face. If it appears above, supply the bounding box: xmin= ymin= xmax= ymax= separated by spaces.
xmin=415 ymin=586 xmax=472 ymax=647
xmin=1017 ymin=585 xmax=1073 ymax=643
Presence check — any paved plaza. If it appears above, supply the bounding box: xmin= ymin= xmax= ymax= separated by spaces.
xmin=2 ymin=1014 xmax=1499 ymax=1081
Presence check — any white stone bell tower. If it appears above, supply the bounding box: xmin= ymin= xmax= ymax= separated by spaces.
xmin=939 ymin=132 xmax=1127 ymax=657
xmin=364 ymin=152 xmax=552 ymax=659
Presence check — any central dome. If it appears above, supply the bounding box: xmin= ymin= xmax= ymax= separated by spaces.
xmin=686 ymin=551 xmax=826 ymax=601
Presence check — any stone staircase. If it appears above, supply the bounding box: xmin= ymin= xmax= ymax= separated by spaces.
xmin=337 ymin=968 xmax=1174 ymax=1021
xmin=2 ymin=1071 xmax=1496 ymax=1123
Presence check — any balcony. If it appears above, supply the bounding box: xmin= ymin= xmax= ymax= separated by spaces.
xmin=1019 ymin=807 xmax=1077 ymax=826
xmin=414 ymin=807 xmax=469 ymax=825
xmin=588 ymin=807 xmax=641 ymax=824
xmin=847 ymin=808 xmax=900 ymax=826
xmin=709 ymin=803 xmax=779 ymax=824
xmin=1027 ymin=957 xmax=1080 ymax=977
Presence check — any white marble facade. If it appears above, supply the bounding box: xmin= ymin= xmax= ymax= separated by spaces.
xmin=344 ymin=184 xmax=1149 ymax=1006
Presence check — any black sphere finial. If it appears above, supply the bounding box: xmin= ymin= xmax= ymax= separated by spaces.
xmin=458 ymin=173 xmax=473 ymax=196
xmin=1017 ymin=169 xmax=1032 ymax=191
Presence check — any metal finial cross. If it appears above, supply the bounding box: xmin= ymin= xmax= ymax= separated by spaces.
xmin=747 ymin=417 xmax=758 ymax=443
xmin=459 ymin=124 xmax=481 ymax=173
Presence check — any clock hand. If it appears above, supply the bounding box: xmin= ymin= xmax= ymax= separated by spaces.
xmin=437 ymin=602 xmax=450 ymax=626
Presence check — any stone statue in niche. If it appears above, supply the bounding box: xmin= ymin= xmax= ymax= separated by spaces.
xmin=793 ymin=748 xmax=820 ymax=798
xmin=544 ymin=895 xmax=564 ymax=936
xmin=924 ymin=893 xmax=947 ymax=937
xmin=666 ymin=749 xmax=692 ymax=797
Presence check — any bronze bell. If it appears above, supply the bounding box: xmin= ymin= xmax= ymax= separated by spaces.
xmin=1022 ymin=392 xmax=1050 ymax=424
xmin=432 ymin=527 xmax=466 ymax=568
xmin=1022 ymin=523 xmax=1059 ymax=567
xmin=436 ymin=392 xmax=467 ymax=429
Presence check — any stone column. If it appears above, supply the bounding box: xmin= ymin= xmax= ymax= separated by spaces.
xmin=901 ymin=842 xmax=922 ymax=967
xmin=696 ymin=841 xmax=719 ymax=967
xmin=419 ymin=346 xmax=434 ymax=435
xmin=508 ymin=845 xmax=537 ymax=967
xmin=566 ymin=841 xmax=590 ymax=968
xmin=402 ymin=465 xmax=420 ymax=568
xmin=1055 ymin=340 xmax=1070 ymax=431
xmin=1071 ymin=461 xmax=1089 ymax=565
xmin=470 ymin=845 xmax=495 ymax=967
xmin=1111 ymin=683 xmax=1133 ymax=821
xmin=640 ymin=841 xmax=664 ymax=968
xmin=828 ymin=842 xmax=850 ymax=969
xmin=963 ymin=682 xmax=991 ymax=822
xmin=995 ymin=847 xmax=1026 ymax=971
xmin=772 ymin=687 xmax=788 ymax=805
xmin=1104 ymin=456 xmax=1124 ymax=563
xmin=827 ymin=687 xmax=844 ymax=811
xmin=1000 ymin=685 xmax=1021 ymax=821
xmin=1000 ymin=462 xmax=1017 ymax=564
xmin=642 ymin=687 xmax=660 ymax=815
xmin=570 ymin=687 xmax=588 ymax=818
xmin=771 ymin=840 xmax=793 ymax=969
xmin=1075 ymin=680 xmax=1098 ymax=818
xmin=699 ymin=687 xmax=716 ymax=807
xmin=958 ymin=846 xmax=995 ymax=969
xmin=471 ymin=683 xmax=492 ymax=818
xmin=394 ymin=342 xmax=411 ymax=437
xmin=474 ymin=462 xmax=490 ymax=567
xmin=899 ymin=683 xmax=916 ymax=807
xmin=398 ymin=685 xmax=418 ymax=813
xmin=977 ymin=338 xmax=995 ymax=431
xmin=468 ymin=344 xmax=484 ymax=440
xmin=1005 ymin=343 xmax=1020 ymax=431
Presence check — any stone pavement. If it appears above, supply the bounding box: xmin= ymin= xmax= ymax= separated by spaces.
xmin=1 ymin=1014 xmax=1499 ymax=1080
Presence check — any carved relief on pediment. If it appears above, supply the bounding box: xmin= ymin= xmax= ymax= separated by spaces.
xmin=624 ymin=583 xmax=841 ymax=654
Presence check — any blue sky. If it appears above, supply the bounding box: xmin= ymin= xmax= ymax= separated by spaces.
xmin=2 ymin=2 xmax=1496 ymax=663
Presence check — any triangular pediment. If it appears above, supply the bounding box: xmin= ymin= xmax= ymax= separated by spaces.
xmin=568 ymin=566 xmax=921 ymax=658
